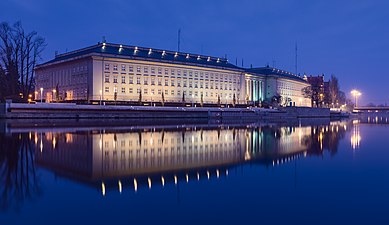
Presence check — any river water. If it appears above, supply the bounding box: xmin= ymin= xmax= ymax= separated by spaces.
xmin=1 ymin=116 xmax=389 ymax=225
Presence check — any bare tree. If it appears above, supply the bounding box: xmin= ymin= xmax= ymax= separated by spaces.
xmin=0 ymin=21 xmax=46 ymax=101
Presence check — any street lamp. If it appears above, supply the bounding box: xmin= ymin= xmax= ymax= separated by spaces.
xmin=40 ymin=88 xmax=43 ymax=103
xmin=99 ymin=90 xmax=102 ymax=105
xmin=351 ymin=90 xmax=361 ymax=108
xmin=52 ymin=89 xmax=56 ymax=103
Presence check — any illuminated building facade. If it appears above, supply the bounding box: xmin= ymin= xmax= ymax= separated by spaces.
xmin=35 ymin=42 xmax=311 ymax=106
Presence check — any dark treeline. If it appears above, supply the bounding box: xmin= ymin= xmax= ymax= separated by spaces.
xmin=0 ymin=21 xmax=46 ymax=102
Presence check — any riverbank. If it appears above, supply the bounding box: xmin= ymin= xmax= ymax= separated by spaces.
xmin=0 ymin=102 xmax=333 ymax=120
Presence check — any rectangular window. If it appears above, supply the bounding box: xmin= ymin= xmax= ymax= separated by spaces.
xmin=151 ymin=89 xmax=155 ymax=95
xmin=105 ymin=87 xmax=109 ymax=93
xmin=183 ymin=80 xmax=187 ymax=87
xmin=177 ymin=80 xmax=181 ymax=87
xmin=129 ymin=77 xmax=133 ymax=84
xmin=121 ymin=76 xmax=126 ymax=84
xmin=137 ymin=77 xmax=141 ymax=84
xmin=165 ymin=90 xmax=168 ymax=95
xmin=158 ymin=78 xmax=162 ymax=86
xmin=129 ymin=66 xmax=133 ymax=72
xmin=151 ymin=67 xmax=155 ymax=74
xmin=171 ymin=79 xmax=175 ymax=86
xmin=171 ymin=90 xmax=174 ymax=95
xmin=104 ymin=74 xmax=110 ymax=83
xmin=105 ymin=64 xmax=110 ymax=70
xmin=189 ymin=81 xmax=193 ymax=88
xmin=165 ymin=68 xmax=168 ymax=75
xmin=158 ymin=89 xmax=161 ymax=95
xmin=194 ymin=82 xmax=198 ymax=88
xmin=144 ymin=77 xmax=148 ymax=85
xmin=121 ymin=65 xmax=126 ymax=71
xmin=113 ymin=75 xmax=118 ymax=83
xmin=144 ymin=67 xmax=148 ymax=73
xmin=165 ymin=79 xmax=169 ymax=86
xmin=137 ymin=66 xmax=141 ymax=73
xmin=151 ymin=77 xmax=155 ymax=85
xmin=121 ymin=87 xmax=126 ymax=93
xmin=158 ymin=68 xmax=162 ymax=74
xmin=144 ymin=89 xmax=148 ymax=94
xmin=171 ymin=69 xmax=175 ymax=75
xmin=177 ymin=90 xmax=181 ymax=96
xmin=177 ymin=70 xmax=181 ymax=75
xmin=113 ymin=64 xmax=118 ymax=71
xmin=129 ymin=88 xmax=133 ymax=94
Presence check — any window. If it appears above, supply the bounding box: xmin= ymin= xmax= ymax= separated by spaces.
xmin=144 ymin=67 xmax=148 ymax=73
xmin=137 ymin=88 xmax=141 ymax=94
xmin=165 ymin=79 xmax=168 ymax=86
xmin=129 ymin=88 xmax=133 ymax=94
xmin=177 ymin=90 xmax=181 ymax=96
xmin=105 ymin=64 xmax=110 ymax=70
xmin=137 ymin=77 xmax=141 ymax=84
xmin=144 ymin=77 xmax=148 ymax=85
xmin=129 ymin=77 xmax=133 ymax=84
xmin=164 ymin=68 xmax=168 ymax=75
xmin=105 ymin=87 xmax=109 ymax=93
xmin=177 ymin=70 xmax=181 ymax=75
xmin=183 ymin=80 xmax=187 ymax=87
xmin=151 ymin=77 xmax=155 ymax=85
xmin=151 ymin=67 xmax=155 ymax=74
xmin=158 ymin=68 xmax=162 ymax=74
xmin=137 ymin=66 xmax=141 ymax=73
xmin=121 ymin=65 xmax=126 ymax=71
xmin=121 ymin=87 xmax=126 ymax=93
xmin=189 ymin=81 xmax=192 ymax=88
xmin=158 ymin=89 xmax=161 ymax=94
xmin=165 ymin=90 xmax=168 ymax=95
xmin=151 ymin=89 xmax=155 ymax=95
xmin=144 ymin=89 xmax=148 ymax=94
xmin=158 ymin=78 xmax=162 ymax=86
xmin=194 ymin=82 xmax=198 ymax=88
xmin=171 ymin=79 xmax=175 ymax=86
xmin=129 ymin=66 xmax=133 ymax=72
xmin=113 ymin=64 xmax=118 ymax=71
xmin=171 ymin=90 xmax=174 ymax=95
xmin=113 ymin=75 xmax=118 ymax=83
xmin=200 ymin=82 xmax=203 ymax=88
xmin=171 ymin=69 xmax=175 ymax=75
xmin=121 ymin=76 xmax=126 ymax=84
xmin=104 ymin=74 xmax=110 ymax=83
xmin=177 ymin=80 xmax=181 ymax=87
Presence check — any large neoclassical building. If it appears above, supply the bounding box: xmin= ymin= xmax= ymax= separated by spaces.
xmin=35 ymin=42 xmax=311 ymax=106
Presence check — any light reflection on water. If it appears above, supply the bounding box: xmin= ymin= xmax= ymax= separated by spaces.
xmin=1 ymin=117 xmax=389 ymax=224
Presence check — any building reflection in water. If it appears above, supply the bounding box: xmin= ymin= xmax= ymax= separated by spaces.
xmin=27 ymin=121 xmax=351 ymax=196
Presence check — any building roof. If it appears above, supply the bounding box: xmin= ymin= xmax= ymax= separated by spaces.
xmin=37 ymin=42 xmax=243 ymax=71
xmin=245 ymin=66 xmax=307 ymax=82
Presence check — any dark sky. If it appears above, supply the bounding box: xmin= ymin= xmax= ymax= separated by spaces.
xmin=1 ymin=0 xmax=388 ymax=105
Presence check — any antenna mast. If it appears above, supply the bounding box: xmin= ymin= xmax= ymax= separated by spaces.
xmin=295 ymin=42 xmax=298 ymax=74
xmin=178 ymin=29 xmax=181 ymax=52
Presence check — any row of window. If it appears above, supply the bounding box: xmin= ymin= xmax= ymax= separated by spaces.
xmin=104 ymin=87 xmax=235 ymax=98
xmin=104 ymin=63 xmax=238 ymax=81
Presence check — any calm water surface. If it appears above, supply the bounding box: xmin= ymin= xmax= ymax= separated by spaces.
xmin=1 ymin=116 xmax=389 ymax=225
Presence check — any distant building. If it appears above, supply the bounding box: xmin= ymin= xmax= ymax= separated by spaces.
xmin=35 ymin=42 xmax=311 ymax=107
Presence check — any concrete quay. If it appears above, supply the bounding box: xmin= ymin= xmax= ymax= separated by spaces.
xmin=0 ymin=102 xmax=331 ymax=120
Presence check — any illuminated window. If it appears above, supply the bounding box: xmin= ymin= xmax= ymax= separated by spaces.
xmin=105 ymin=87 xmax=109 ymax=93
xmin=129 ymin=77 xmax=133 ymax=84
xmin=121 ymin=76 xmax=126 ymax=84
xmin=121 ymin=65 xmax=126 ymax=71
xmin=105 ymin=64 xmax=110 ymax=70
xmin=121 ymin=87 xmax=125 ymax=93
xmin=113 ymin=75 xmax=118 ymax=83
xmin=104 ymin=74 xmax=110 ymax=83
xmin=129 ymin=66 xmax=133 ymax=72
xmin=113 ymin=64 xmax=118 ymax=71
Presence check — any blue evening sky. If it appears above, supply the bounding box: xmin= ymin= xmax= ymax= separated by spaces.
xmin=1 ymin=0 xmax=388 ymax=105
